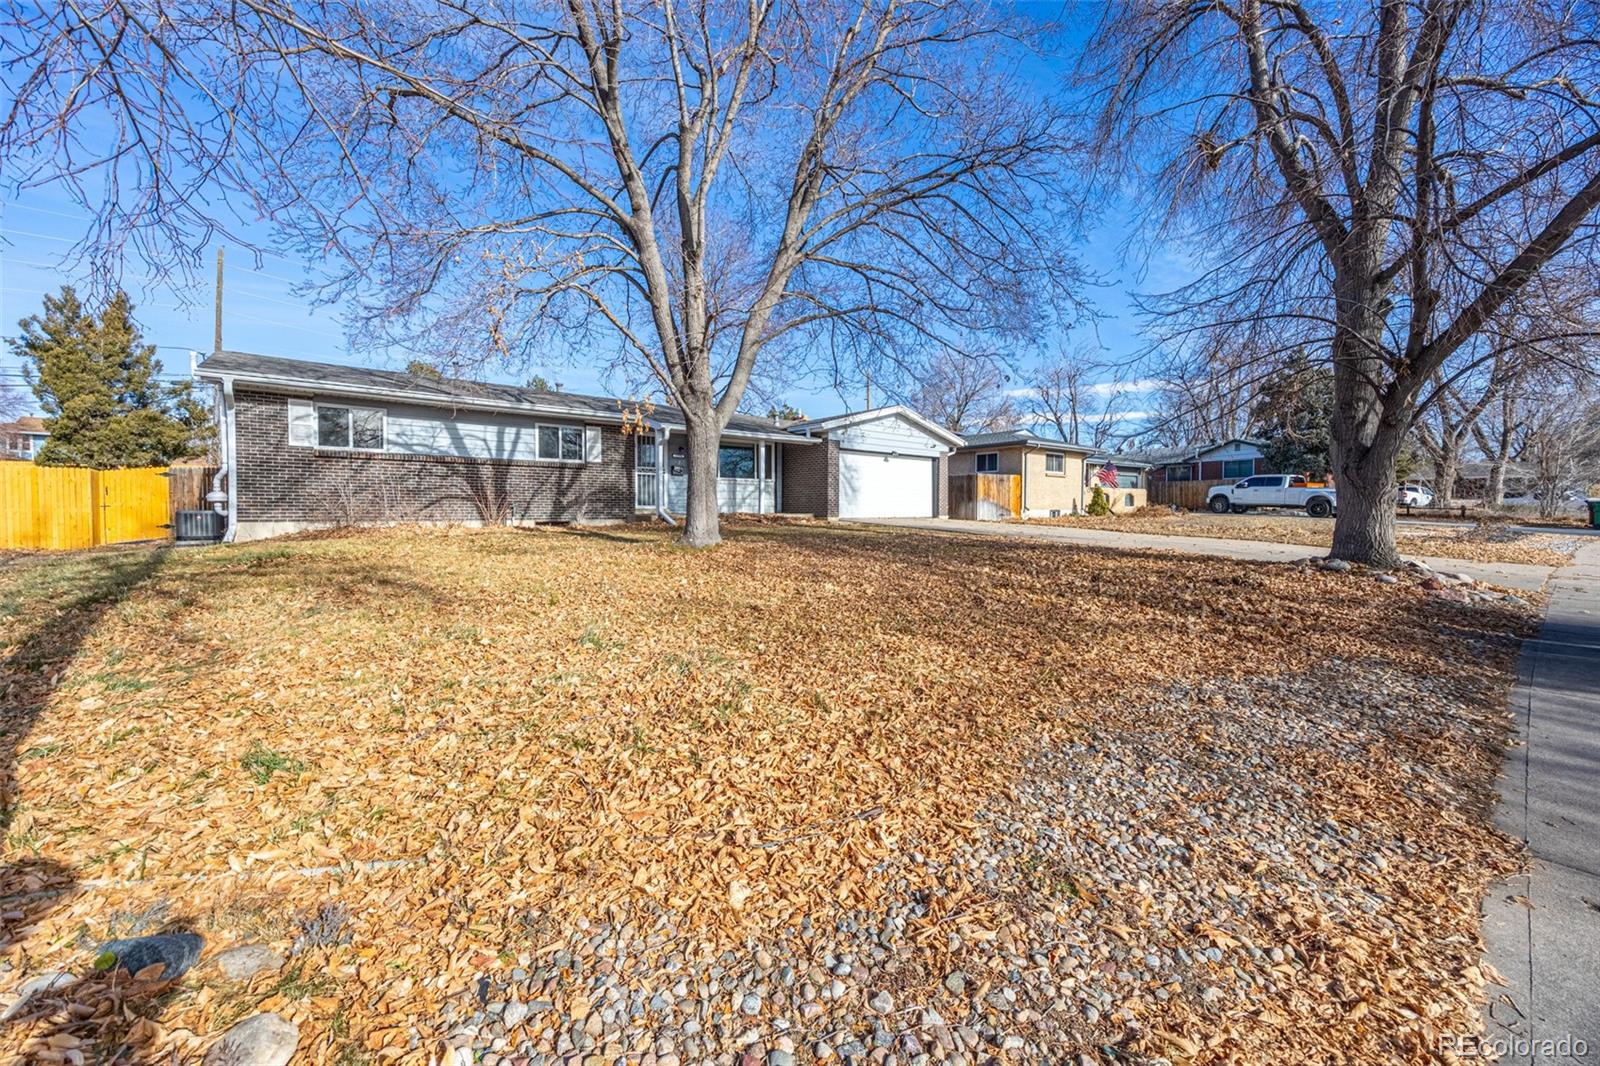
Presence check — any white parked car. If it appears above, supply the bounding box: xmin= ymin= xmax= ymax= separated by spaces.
xmin=1398 ymin=484 xmax=1434 ymax=507
xmin=1207 ymin=474 xmax=1337 ymax=517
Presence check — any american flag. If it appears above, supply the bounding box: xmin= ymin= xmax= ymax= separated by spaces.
xmin=1094 ymin=462 xmax=1119 ymax=488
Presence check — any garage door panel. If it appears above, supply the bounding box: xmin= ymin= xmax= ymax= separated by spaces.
xmin=839 ymin=450 xmax=934 ymax=518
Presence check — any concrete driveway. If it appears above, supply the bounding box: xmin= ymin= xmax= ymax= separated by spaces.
xmin=858 ymin=516 xmax=1558 ymax=592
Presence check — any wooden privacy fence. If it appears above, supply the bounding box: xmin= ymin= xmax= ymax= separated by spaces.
xmin=0 ymin=464 xmax=177 ymax=550
xmin=950 ymin=473 xmax=1022 ymax=520
xmin=1147 ymin=478 xmax=1230 ymax=511
xmin=167 ymin=465 xmax=220 ymax=515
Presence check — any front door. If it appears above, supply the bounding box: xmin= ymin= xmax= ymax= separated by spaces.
xmin=634 ymin=432 xmax=659 ymax=510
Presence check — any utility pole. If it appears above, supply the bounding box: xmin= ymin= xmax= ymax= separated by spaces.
xmin=213 ymin=247 xmax=225 ymax=353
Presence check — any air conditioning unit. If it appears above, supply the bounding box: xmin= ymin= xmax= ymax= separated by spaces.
xmin=173 ymin=509 xmax=225 ymax=543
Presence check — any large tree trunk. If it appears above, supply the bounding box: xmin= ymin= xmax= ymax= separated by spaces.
xmin=681 ymin=419 xmax=723 ymax=548
xmin=1330 ymin=445 xmax=1402 ymax=565
xmin=1328 ymin=281 xmax=1407 ymax=567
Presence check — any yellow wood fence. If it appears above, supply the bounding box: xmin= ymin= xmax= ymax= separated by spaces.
xmin=0 ymin=464 xmax=173 ymax=550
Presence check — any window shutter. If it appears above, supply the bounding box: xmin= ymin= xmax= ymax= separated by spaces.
xmin=584 ymin=425 xmax=602 ymax=463
xmin=287 ymin=398 xmax=317 ymax=446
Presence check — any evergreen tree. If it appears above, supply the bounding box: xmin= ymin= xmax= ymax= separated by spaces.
xmin=1253 ymin=353 xmax=1334 ymax=479
xmin=12 ymin=287 xmax=210 ymax=468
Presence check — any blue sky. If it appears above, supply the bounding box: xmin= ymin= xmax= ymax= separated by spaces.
xmin=2 ymin=187 xmax=1179 ymax=420
xmin=0 ymin=9 xmax=1187 ymax=426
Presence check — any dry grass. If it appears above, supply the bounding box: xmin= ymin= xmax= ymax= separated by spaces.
xmin=0 ymin=523 xmax=1533 ymax=1062
xmin=1045 ymin=511 xmax=1578 ymax=566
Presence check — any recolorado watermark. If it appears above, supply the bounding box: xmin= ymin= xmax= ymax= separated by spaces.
xmin=1440 ymin=1033 xmax=1591 ymax=1059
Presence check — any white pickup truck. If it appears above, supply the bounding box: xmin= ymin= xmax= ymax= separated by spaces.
xmin=1207 ymin=474 xmax=1336 ymax=517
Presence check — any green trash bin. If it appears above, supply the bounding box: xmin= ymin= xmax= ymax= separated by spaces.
xmin=1589 ymin=498 xmax=1600 ymax=529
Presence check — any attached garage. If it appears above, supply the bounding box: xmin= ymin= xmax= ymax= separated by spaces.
xmin=784 ymin=406 xmax=963 ymax=520
xmin=839 ymin=451 xmax=936 ymax=518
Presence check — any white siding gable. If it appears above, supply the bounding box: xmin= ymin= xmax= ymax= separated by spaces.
xmin=1198 ymin=440 xmax=1264 ymax=462
xmin=827 ymin=414 xmax=948 ymax=456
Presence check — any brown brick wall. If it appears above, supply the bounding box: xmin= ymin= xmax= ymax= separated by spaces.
xmin=781 ymin=440 xmax=838 ymax=518
xmin=232 ymin=388 xmax=634 ymax=525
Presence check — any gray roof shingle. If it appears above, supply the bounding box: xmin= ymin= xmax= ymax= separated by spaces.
xmin=956 ymin=429 xmax=1095 ymax=452
xmin=194 ymin=351 xmax=803 ymax=440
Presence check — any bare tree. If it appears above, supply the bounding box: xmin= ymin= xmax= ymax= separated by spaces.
xmin=1413 ymin=370 xmax=1501 ymax=505
xmin=1083 ymin=0 xmax=1600 ymax=564
xmin=1522 ymin=383 xmax=1600 ymax=517
xmin=909 ymin=350 xmax=1017 ymax=434
xmin=0 ymin=382 xmax=24 ymax=424
xmin=1461 ymin=278 xmax=1600 ymax=505
xmin=2 ymin=0 xmax=1085 ymax=546
xmin=1027 ymin=343 xmax=1131 ymax=448
xmin=1471 ymin=383 xmax=1526 ymax=509
xmin=1139 ymin=334 xmax=1263 ymax=447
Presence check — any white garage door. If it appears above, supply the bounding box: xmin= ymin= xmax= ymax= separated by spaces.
xmin=838 ymin=450 xmax=935 ymax=518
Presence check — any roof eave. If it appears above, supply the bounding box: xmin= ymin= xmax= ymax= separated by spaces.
xmin=195 ymin=367 xmax=626 ymax=424
xmin=196 ymin=366 xmax=819 ymax=444
xmin=788 ymin=405 xmax=964 ymax=449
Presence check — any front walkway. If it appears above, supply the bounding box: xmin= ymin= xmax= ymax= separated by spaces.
xmin=1481 ymin=542 xmax=1600 ymax=1064
xmin=858 ymin=516 xmax=1557 ymax=592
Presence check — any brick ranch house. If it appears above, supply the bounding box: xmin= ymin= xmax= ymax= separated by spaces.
xmin=194 ymin=352 xmax=961 ymax=542
xmin=1131 ymin=438 xmax=1272 ymax=483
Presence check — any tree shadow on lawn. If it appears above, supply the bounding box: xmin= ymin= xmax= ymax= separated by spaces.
xmin=0 ymin=546 xmax=197 ymax=1062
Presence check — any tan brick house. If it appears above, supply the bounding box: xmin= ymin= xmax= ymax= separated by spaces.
xmin=949 ymin=431 xmax=1097 ymax=518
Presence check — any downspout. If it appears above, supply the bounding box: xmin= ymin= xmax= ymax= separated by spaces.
xmin=209 ymin=376 xmax=238 ymax=542
xmin=653 ymin=425 xmax=677 ymax=526
xmin=1020 ymin=446 xmax=1030 ymax=519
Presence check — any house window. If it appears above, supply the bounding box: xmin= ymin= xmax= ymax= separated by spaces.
xmin=975 ymin=452 xmax=999 ymax=473
xmin=1124 ymin=493 xmax=1135 ymax=509
xmin=316 ymin=404 xmax=385 ymax=450
xmin=635 ymin=433 xmax=657 ymax=469
xmin=1044 ymin=453 xmax=1065 ymax=474
xmin=718 ymin=445 xmax=756 ymax=479
xmin=537 ymin=425 xmax=585 ymax=461
xmin=1222 ymin=459 xmax=1254 ymax=479
xmin=1117 ymin=471 xmax=1141 ymax=488
xmin=1165 ymin=464 xmax=1193 ymax=481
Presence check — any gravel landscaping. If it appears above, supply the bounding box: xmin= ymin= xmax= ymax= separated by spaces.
xmin=0 ymin=523 xmax=1534 ymax=1063
xmin=1043 ymin=511 xmax=1580 ymax=567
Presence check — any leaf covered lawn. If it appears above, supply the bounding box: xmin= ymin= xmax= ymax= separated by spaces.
xmin=1044 ymin=510 xmax=1577 ymax=567
xmin=0 ymin=523 xmax=1532 ymax=1063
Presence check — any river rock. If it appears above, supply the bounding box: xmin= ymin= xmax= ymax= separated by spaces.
xmin=0 ymin=971 xmax=72 ymax=1022
xmin=214 ymin=944 xmax=284 ymax=981
xmin=99 ymin=933 xmax=204 ymax=980
xmin=203 ymin=1012 xmax=300 ymax=1066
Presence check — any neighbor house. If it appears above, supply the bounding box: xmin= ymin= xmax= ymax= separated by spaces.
xmin=0 ymin=417 xmax=49 ymax=461
xmin=949 ymin=431 xmax=1096 ymax=518
xmin=193 ymin=352 xmax=960 ymax=541
xmin=1083 ymin=455 xmax=1152 ymax=513
xmin=1132 ymin=438 xmax=1270 ymax=483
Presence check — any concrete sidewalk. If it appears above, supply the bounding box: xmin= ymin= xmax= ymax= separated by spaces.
xmin=858 ymin=516 xmax=1557 ymax=592
xmin=1481 ymin=542 xmax=1600 ymax=1064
